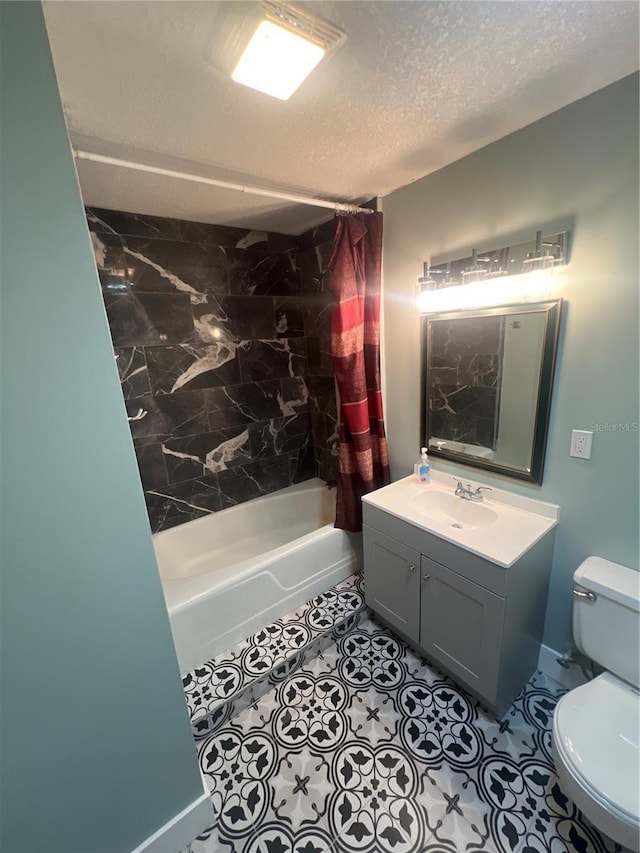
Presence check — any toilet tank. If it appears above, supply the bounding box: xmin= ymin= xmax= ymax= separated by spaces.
xmin=573 ymin=557 xmax=640 ymax=688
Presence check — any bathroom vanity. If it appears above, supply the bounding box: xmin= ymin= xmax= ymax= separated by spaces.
xmin=362 ymin=472 xmax=559 ymax=716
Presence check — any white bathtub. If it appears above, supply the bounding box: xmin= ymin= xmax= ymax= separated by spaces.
xmin=154 ymin=478 xmax=361 ymax=674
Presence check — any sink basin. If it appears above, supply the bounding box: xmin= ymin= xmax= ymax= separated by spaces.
xmin=409 ymin=491 xmax=499 ymax=530
xmin=362 ymin=473 xmax=560 ymax=567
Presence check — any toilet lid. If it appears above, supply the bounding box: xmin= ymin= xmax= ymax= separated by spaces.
xmin=554 ymin=673 xmax=639 ymax=823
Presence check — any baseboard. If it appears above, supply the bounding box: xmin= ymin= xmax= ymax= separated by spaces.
xmin=537 ymin=643 xmax=588 ymax=690
xmin=130 ymin=785 xmax=212 ymax=853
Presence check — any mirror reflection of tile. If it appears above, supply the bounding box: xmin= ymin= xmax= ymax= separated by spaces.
xmin=427 ymin=310 xmax=548 ymax=472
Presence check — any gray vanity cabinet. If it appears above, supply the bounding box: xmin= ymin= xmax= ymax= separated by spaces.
xmin=419 ymin=556 xmax=505 ymax=703
xmin=363 ymin=503 xmax=555 ymax=716
xmin=363 ymin=527 xmax=420 ymax=642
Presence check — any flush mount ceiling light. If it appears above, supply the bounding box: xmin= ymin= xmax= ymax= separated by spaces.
xmin=231 ymin=2 xmax=346 ymax=100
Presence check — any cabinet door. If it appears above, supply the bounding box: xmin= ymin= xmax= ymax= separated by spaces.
xmin=363 ymin=525 xmax=420 ymax=643
xmin=420 ymin=556 xmax=505 ymax=703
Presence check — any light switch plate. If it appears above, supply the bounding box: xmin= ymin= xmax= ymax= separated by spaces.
xmin=570 ymin=429 xmax=593 ymax=459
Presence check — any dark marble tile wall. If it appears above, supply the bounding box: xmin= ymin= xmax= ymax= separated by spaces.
xmin=428 ymin=316 xmax=503 ymax=448
xmin=298 ymin=220 xmax=339 ymax=487
xmin=88 ymin=207 xmax=337 ymax=532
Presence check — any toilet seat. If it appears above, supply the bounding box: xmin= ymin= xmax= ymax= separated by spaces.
xmin=553 ymin=672 xmax=639 ymax=830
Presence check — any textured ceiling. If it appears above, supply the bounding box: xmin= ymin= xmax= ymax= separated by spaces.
xmin=43 ymin=1 xmax=639 ymax=235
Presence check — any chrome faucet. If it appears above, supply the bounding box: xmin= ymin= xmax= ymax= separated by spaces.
xmin=453 ymin=480 xmax=493 ymax=502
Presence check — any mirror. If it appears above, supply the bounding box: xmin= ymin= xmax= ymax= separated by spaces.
xmin=421 ymin=299 xmax=562 ymax=483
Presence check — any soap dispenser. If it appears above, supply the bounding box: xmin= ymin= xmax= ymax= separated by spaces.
xmin=414 ymin=447 xmax=431 ymax=483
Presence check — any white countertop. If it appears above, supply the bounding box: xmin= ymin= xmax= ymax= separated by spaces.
xmin=362 ymin=470 xmax=559 ymax=568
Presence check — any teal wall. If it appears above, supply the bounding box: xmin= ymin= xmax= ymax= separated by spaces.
xmin=382 ymin=74 xmax=639 ymax=652
xmin=0 ymin=5 xmax=206 ymax=852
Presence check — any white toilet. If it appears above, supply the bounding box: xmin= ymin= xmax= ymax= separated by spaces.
xmin=552 ymin=557 xmax=640 ymax=852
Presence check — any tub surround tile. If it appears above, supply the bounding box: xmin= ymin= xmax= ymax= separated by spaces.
xmin=267 ymin=231 xmax=300 ymax=254
xmin=238 ymin=338 xmax=307 ymax=384
xmin=146 ymin=474 xmax=222 ymax=531
xmin=88 ymin=207 xmax=184 ymax=241
xmin=275 ymin=297 xmax=305 ymax=338
xmin=144 ymin=490 xmax=210 ymax=533
xmin=307 ymin=335 xmax=334 ymax=376
xmin=89 ymin=206 xmax=262 ymax=249
xmin=289 ymin=444 xmax=317 ymax=485
xmin=228 ymin=248 xmax=300 ymax=297
xmin=90 ymin=227 xmax=125 ymax=262
xmin=148 ymin=449 xmax=317 ymax=531
xmin=123 ymin=235 xmax=230 ymax=296
xmin=183 ymin=580 xmax=622 ymax=853
xmin=312 ymin=411 xmax=339 ymax=452
xmin=103 ymin=291 xmax=194 ymax=347
xmin=216 ymin=457 xmax=297 ymax=509
xmin=250 ymin=413 xmax=313 ymax=458
xmin=303 ymin=291 xmax=334 ymax=337
xmin=188 ymin=223 xmax=267 ymax=250
xmin=162 ymin=427 xmax=252 ymax=483
xmin=225 ymin=247 xmax=272 ymax=295
xmin=204 ymin=380 xmax=284 ymax=429
xmin=278 ymin=376 xmax=311 ymax=415
xmin=299 ymin=234 xmax=333 ymax=296
xmin=299 ymin=246 xmax=327 ymax=293
xmin=91 ymin=208 xmax=340 ymax=532
xmin=308 ymin=376 xmax=338 ymax=417
xmin=205 ymin=376 xmax=311 ymax=430
xmin=193 ymin=295 xmax=276 ymax=343
xmin=146 ymin=343 xmax=241 ymax=394
xmin=301 ymin=220 xmax=336 ymax=250
xmin=99 ymin=240 xmax=228 ymax=302
xmin=135 ymin=441 xmax=168 ymax=491
xmin=125 ymin=391 xmax=209 ymax=441
xmin=114 ymin=346 xmax=150 ymax=398
xmin=317 ymin=447 xmax=339 ymax=487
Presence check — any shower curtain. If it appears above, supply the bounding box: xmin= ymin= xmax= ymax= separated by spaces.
xmin=328 ymin=211 xmax=391 ymax=532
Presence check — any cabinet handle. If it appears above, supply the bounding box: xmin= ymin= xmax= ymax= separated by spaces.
xmin=422 ymin=574 xmax=430 ymax=582
xmin=408 ymin=564 xmax=415 ymax=572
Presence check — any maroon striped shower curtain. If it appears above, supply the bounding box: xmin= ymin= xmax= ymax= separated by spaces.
xmin=327 ymin=211 xmax=391 ymax=532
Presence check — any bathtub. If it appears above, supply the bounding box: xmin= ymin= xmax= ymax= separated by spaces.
xmin=154 ymin=478 xmax=361 ymax=674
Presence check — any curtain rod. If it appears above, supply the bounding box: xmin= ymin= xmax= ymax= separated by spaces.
xmin=73 ymin=150 xmax=374 ymax=216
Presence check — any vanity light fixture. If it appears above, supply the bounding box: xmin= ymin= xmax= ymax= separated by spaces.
xmin=417 ymin=269 xmax=558 ymax=313
xmin=523 ymin=230 xmax=566 ymax=271
xmin=418 ymin=230 xmax=568 ymax=313
xmin=417 ymin=262 xmax=447 ymax=291
xmin=231 ymin=2 xmax=346 ymax=101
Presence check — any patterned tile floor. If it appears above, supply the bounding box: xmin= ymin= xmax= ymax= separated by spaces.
xmin=183 ymin=598 xmax=628 ymax=853
xmin=183 ymin=575 xmax=366 ymax=738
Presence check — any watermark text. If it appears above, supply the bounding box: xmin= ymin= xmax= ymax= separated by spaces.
xmin=588 ymin=422 xmax=638 ymax=432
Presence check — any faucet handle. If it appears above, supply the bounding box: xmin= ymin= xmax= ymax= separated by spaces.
xmin=451 ymin=478 xmax=464 ymax=494
xmin=472 ymin=486 xmax=493 ymax=501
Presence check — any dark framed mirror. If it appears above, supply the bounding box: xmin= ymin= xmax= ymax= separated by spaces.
xmin=421 ymin=299 xmax=562 ymax=483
